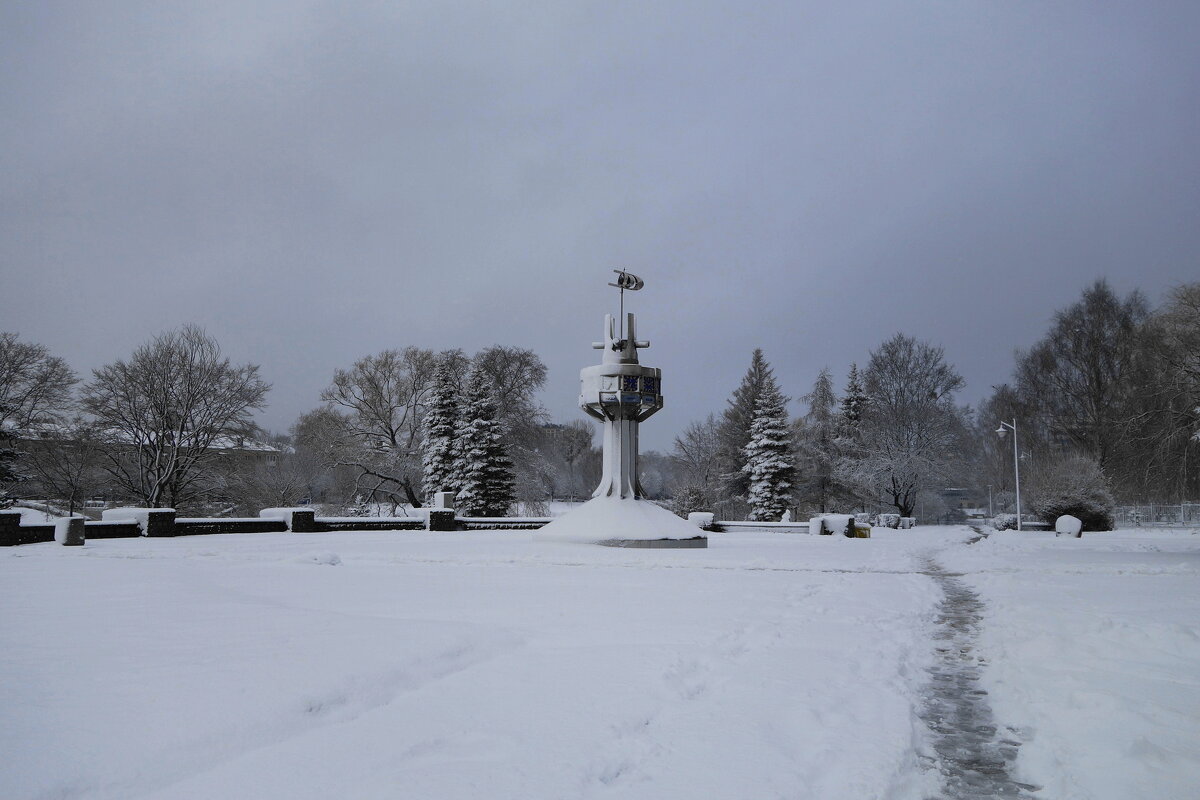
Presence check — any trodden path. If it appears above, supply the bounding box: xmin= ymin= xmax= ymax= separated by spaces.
xmin=918 ymin=545 xmax=1042 ymax=799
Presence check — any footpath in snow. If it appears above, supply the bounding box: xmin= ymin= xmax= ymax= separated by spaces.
xmin=2 ymin=525 xmax=1199 ymax=799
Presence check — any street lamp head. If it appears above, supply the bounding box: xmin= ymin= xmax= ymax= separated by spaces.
xmin=995 ymin=426 xmax=1007 ymax=438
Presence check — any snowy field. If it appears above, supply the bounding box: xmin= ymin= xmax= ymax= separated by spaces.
xmin=2 ymin=526 xmax=1199 ymax=800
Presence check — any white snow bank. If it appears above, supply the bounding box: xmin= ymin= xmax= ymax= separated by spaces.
xmin=533 ymin=496 xmax=705 ymax=544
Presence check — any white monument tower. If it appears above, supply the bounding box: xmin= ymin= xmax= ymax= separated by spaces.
xmin=581 ymin=310 xmax=660 ymax=499
xmin=535 ymin=272 xmax=707 ymax=548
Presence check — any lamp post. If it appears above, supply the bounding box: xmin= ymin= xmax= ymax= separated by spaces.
xmin=995 ymin=419 xmax=1021 ymax=531
xmin=987 ymin=484 xmax=993 ymax=517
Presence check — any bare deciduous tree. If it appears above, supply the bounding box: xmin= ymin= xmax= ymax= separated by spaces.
xmin=1118 ymin=282 xmax=1200 ymax=500
xmin=1015 ymin=279 xmax=1148 ymax=471
xmin=843 ymin=334 xmax=968 ymax=517
xmin=0 ymin=332 xmax=76 ymax=501
xmin=0 ymin=332 xmax=76 ymax=431
xmin=671 ymin=413 xmax=721 ymax=496
xmin=222 ymin=447 xmax=327 ymax=515
xmin=23 ymin=417 xmax=107 ymax=515
xmin=318 ymin=347 xmax=441 ymax=509
xmin=82 ymin=325 xmax=270 ymax=509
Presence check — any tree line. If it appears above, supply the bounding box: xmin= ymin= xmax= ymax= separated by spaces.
xmin=0 ymin=327 xmax=632 ymax=516
xmin=3 ymin=278 xmax=1196 ymax=523
xmin=670 ymin=334 xmax=969 ymax=522
xmin=673 ymin=279 xmax=1200 ymax=526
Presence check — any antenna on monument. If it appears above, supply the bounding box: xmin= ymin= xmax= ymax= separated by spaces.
xmin=607 ymin=269 xmax=645 ymax=340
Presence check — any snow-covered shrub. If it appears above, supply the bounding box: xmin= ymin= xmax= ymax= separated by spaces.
xmin=1055 ymin=514 xmax=1083 ymax=537
xmin=1027 ymin=455 xmax=1115 ymax=531
xmin=878 ymin=513 xmax=900 ymax=529
xmin=992 ymin=513 xmax=1018 ymax=531
xmin=854 ymin=513 xmax=871 ymax=525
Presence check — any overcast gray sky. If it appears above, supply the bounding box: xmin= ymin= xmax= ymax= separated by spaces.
xmin=3 ymin=1 xmax=1198 ymax=450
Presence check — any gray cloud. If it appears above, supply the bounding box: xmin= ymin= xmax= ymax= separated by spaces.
xmin=4 ymin=1 xmax=1198 ymax=449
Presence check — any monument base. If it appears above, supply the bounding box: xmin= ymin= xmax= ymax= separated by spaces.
xmin=534 ymin=495 xmax=708 ymax=548
xmin=599 ymin=536 xmax=707 ymax=549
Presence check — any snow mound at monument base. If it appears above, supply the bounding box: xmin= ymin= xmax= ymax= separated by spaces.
xmin=533 ymin=496 xmax=707 ymax=547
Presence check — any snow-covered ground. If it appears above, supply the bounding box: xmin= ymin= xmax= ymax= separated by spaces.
xmin=11 ymin=506 xmax=57 ymax=523
xmin=2 ymin=526 xmax=1198 ymax=799
xmin=940 ymin=529 xmax=1200 ymax=799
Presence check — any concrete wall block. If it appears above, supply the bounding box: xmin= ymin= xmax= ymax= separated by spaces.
xmin=55 ymin=517 xmax=86 ymax=546
xmin=427 ymin=509 xmax=457 ymax=532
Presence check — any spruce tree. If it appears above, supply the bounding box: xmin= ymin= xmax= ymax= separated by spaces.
xmin=421 ymin=362 xmax=460 ymax=501
xmin=743 ymin=381 xmax=794 ymax=521
xmin=839 ymin=363 xmax=867 ymax=431
xmin=716 ymin=349 xmax=775 ymax=499
xmin=455 ymin=367 xmax=515 ymax=517
xmin=799 ymin=367 xmax=838 ymax=513
xmin=834 ymin=363 xmax=869 ymax=510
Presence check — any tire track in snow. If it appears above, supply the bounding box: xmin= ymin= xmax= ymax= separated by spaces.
xmin=919 ymin=552 xmax=1042 ymax=799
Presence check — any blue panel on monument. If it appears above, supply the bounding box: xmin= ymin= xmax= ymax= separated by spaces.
xmin=621 ymin=375 xmax=639 ymax=392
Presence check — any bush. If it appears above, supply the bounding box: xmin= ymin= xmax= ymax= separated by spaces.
xmin=671 ymin=485 xmax=709 ymax=518
xmin=1027 ymin=455 xmax=1115 ymax=532
xmin=992 ymin=513 xmax=1018 ymax=531
xmin=1035 ymin=495 xmax=1114 ymax=531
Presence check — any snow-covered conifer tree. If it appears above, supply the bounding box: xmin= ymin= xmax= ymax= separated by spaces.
xmin=743 ymin=381 xmax=794 ymax=521
xmin=455 ymin=367 xmax=515 ymax=517
xmin=839 ymin=363 xmax=867 ymax=432
xmin=421 ymin=362 xmax=460 ymax=501
xmin=716 ymin=349 xmax=775 ymax=500
xmin=799 ymin=368 xmax=839 ymax=513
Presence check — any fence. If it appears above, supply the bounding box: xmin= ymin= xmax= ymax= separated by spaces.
xmin=1113 ymin=503 xmax=1200 ymax=527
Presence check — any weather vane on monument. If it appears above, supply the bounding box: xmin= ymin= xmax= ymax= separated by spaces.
xmin=608 ymin=268 xmax=644 ymax=341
